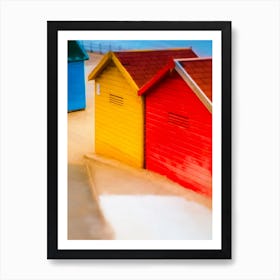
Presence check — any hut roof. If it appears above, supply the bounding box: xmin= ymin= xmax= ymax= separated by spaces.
xmin=88 ymin=48 xmax=197 ymax=90
xmin=114 ymin=48 xmax=197 ymax=88
xmin=68 ymin=41 xmax=89 ymax=62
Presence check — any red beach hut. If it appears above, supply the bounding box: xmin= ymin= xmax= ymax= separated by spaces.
xmin=139 ymin=57 xmax=212 ymax=197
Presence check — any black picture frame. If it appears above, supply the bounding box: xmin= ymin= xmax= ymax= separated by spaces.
xmin=47 ymin=21 xmax=231 ymax=259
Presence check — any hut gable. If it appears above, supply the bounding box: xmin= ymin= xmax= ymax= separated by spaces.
xmin=88 ymin=52 xmax=139 ymax=91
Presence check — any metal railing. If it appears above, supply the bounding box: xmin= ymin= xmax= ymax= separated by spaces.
xmin=79 ymin=41 xmax=123 ymax=54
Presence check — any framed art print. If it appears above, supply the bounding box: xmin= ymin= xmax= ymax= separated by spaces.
xmin=47 ymin=21 xmax=231 ymax=259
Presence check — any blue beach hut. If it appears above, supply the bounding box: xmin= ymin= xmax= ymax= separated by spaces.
xmin=68 ymin=41 xmax=89 ymax=112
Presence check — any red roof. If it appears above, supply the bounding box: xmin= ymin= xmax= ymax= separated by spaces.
xmin=180 ymin=58 xmax=212 ymax=101
xmin=114 ymin=49 xmax=197 ymax=88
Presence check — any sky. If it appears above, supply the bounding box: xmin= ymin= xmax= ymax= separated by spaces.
xmin=80 ymin=40 xmax=212 ymax=57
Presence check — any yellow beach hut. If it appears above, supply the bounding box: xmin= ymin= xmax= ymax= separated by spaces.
xmin=88 ymin=48 xmax=197 ymax=168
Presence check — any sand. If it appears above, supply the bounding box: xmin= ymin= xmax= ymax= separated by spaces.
xmin=67 ymin=53 xmax=114 ymax=240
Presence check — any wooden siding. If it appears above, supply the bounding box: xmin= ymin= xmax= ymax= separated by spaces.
xmin=95 ymin=61 xmax=144 ymax=168
xmin=145 ymin=71 xmax=212 ymax=196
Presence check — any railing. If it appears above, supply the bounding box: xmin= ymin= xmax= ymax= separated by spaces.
xmin=79 ymin=40 xmax=123 ymax=54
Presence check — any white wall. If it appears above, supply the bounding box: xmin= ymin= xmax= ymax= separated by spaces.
xmin=0 ymin=0 xmax=279 ymax=279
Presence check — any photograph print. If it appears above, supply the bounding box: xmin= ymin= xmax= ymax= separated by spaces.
xmin=47 ymin=21 xmax=231 ymax=259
